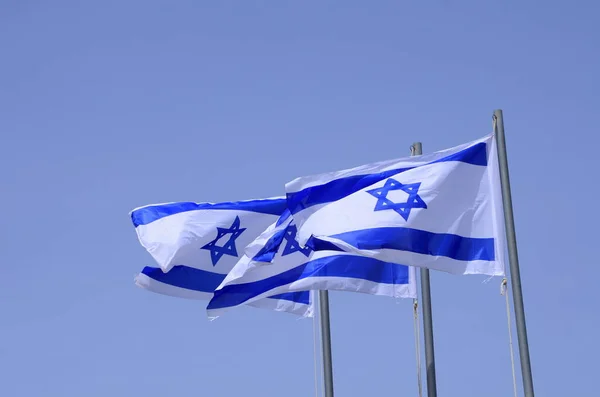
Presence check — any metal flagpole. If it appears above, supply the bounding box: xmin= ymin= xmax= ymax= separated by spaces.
xmin=410 ymin=142 xmax=438 ymax=397
xmin=493 ymin=109 xmax=535 ymax=397
xmin=319 ymin=290 xmax=335 ymax=397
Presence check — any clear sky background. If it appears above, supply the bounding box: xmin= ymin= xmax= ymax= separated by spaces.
xmin=1 ymin=1 xmax=598 ymax=396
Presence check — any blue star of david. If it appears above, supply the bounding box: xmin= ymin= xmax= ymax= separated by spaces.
xmin=366 ymin=178 xmax=427 ymax=221
xmin=201 ymin=216 xmax=247 ymax=266
xmin=281 ymin=225 xmax=312 ymax=257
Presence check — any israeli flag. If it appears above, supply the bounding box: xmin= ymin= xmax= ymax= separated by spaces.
xmin=285 ymin=133 xmax=506 ymax=276
xmin=130 ymin=198 xmax=314 ymax=317
xmin=207 ymin=211 xmax=417 ymax=318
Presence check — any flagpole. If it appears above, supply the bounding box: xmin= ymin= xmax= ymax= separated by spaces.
xmin=319 ymin=290 xmax=335 ymax=397
xmin=411 ymin=142 xmax=438 ymax=397
xmin=493 ymin=109 xmax=535 ymax=397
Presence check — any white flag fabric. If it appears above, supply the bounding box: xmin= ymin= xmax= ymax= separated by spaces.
xmin=130 ymin=198 xmax=314 ymax=317
xmin=207 ymin=210 xmax=417 ymax=318
xmin=285 ymin=133 xmax=506 ymax=276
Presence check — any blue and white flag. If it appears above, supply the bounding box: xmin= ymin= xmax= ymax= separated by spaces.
xmin=285 ymin=133 xmax=506 ymax=276
xmin=130 ymin=198 xmax=314 ymax=317
xmin=207 ymin=212 xmax=417 ymax=318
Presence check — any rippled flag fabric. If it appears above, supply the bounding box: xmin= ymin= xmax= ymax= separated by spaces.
xmin=207 ymin=211 xmax=417 ymax=318
xmin=130 ymin=198 xmax=313 ymax=317
xmin=285 ymin=133 xmax=506 ymax=276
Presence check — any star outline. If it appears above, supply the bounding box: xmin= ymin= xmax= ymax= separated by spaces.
xmin=200 ymin=216 xmax=247 ymax=266
xmin=281 ymin=224 xmax=312 ymax=257
xmin=366 ymin=178 xmax=427 ymax=221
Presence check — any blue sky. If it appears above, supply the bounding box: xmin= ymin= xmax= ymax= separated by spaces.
xmin=1 ymin=1 xmax=598 ymax=396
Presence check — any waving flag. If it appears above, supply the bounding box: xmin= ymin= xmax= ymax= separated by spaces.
xmin=285 ymin=133 xmax=506 ymax=276
xmin=130 ymin=198 xmax=314 ymax=317
xmin=207 ymin=214 xmax=417 ymax=318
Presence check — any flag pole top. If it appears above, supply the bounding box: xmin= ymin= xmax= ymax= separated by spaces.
xmin=410 ymin=142 xmax=423 ymax=156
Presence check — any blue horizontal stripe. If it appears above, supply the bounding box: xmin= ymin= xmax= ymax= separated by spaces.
xmin=309 ymin=227 xmax=495 ymax=262
xmin=142 ymin=265 xmax=225 ymax=292
xmin=131 ymin=198 xmax=286 ymax=227
xmin=276 ymin=208 xmax=292 ymax=226
xmin=269 ymin=291 xmax=310 ymax=305
xmin=142 ymin=265 xmax=310 ymax=304
xmin=287 ymin=142 xmax=487 ymax=214
xmin=208 ymin=255 xmax=409 ymax=310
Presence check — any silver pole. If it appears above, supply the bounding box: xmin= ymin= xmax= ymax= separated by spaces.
xmin=411 ymin=142 xmax=438 ymax=397
xmin=493 ymin=109 xmax=535 ymax=397
xmin=319 ymin=290 xmax=334 ymax=397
